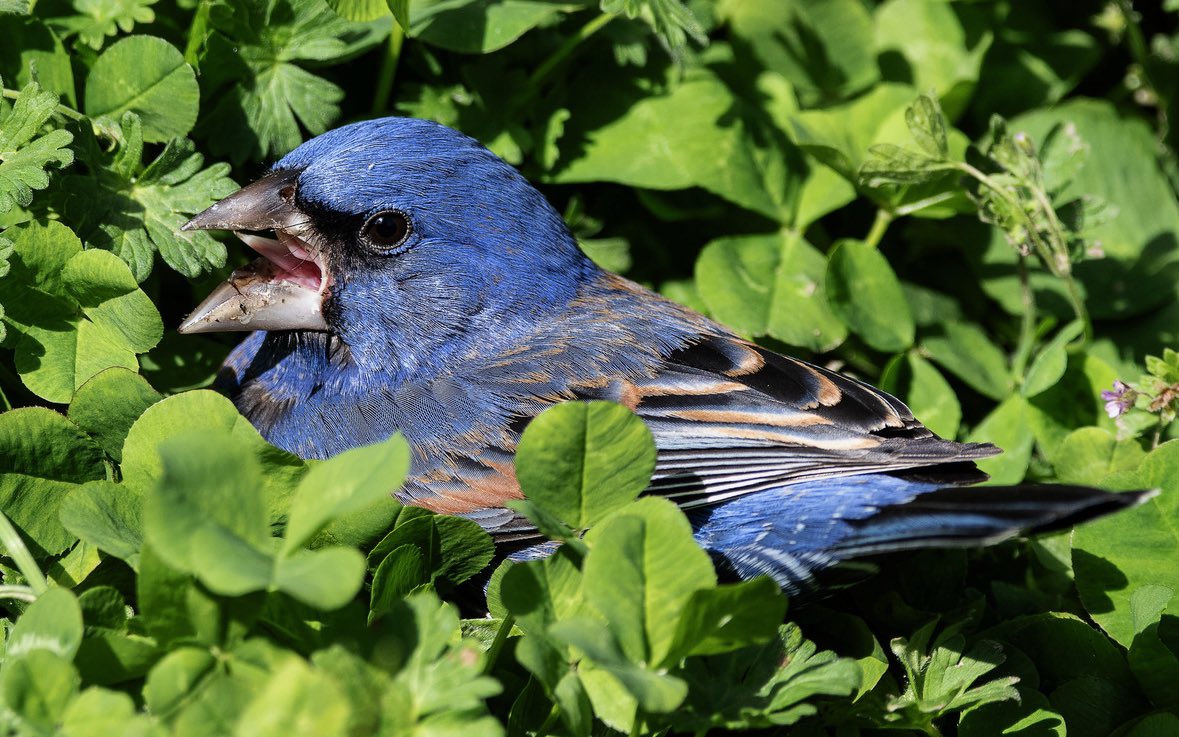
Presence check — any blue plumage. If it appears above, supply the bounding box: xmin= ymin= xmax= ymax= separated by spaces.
xmin=180 ymin=117 xmax=1147 ymax=593
xmin=688 ymin=475 xmax=1134 ymax=592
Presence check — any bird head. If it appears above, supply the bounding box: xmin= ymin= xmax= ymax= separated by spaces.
xmin=180 ymin=117 xmax=595 ymax=377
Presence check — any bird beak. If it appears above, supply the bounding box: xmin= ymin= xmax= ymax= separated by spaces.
xmin=178 ymin=169 xmax=331 ymax=334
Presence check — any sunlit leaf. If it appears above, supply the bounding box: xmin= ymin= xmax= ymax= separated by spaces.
xmin=0 ymin=80 xmax=73 ymax=214
xmin=84 ymin=36 xmax=197 ymax=141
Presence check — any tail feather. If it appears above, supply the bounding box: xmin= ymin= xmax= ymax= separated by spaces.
xmin=692 ymin=476 xmax=1155 ymax=596
xmin=831 ymin=484 xmax=1155 ymax=558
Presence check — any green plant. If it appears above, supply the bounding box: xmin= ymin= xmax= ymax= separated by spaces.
xmin=1 ymin=0 xmax=1179 ymax=734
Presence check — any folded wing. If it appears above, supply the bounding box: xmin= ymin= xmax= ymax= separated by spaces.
xmin=402 ymin=332 xmax=998 ymax=542
xmin=612 ymin=335 xmax=998 ymax=510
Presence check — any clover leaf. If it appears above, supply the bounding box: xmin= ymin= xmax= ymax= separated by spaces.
xmin=0 ymin=220 xmax=163 ymax=404
xmin=197 ymin=0 xmax=387 ymax=163
xmin=50 ymin=0 xmax=158 ymax=50
xmin=54 ymin=113 xmax=237 ymax=281
xmin=601 ymin=0 xmax=705 ymax=56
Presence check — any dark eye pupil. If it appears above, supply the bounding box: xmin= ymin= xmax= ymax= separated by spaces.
xmin=373 ymin=216 xmax=399 ymax=238
xmin=364 ymin=211 xmax=409 ymax=248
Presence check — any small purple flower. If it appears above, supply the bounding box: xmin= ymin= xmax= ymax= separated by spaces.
xmin=1101 ymin=380 xmax=1135 ymax=418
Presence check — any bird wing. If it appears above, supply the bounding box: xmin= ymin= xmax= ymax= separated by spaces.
xmin=399 ymin=331 xmax=998 ymax=541
xmin=623 ymin=334 xmax=998 ymax=510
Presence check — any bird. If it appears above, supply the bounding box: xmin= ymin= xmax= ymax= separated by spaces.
xmin=178 ymin=117 xmax=1149 ymax=594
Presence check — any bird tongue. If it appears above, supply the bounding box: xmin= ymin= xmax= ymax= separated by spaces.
xmin=236 ymin=231 xmax=324 ymax=291
xmin=177 ymin=230 xmax=329 ymax=334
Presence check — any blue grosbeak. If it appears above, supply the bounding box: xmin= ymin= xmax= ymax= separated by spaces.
xmin=179 ymin=118 xmax=1147 ymax=593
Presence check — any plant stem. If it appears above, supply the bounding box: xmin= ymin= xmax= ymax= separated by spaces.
xmin=1 ymin=88 xmax=87 ymax=122
xmin=1063 ymin=275 xmax=1092 ymax=343
xmin=1011 ymin=254 xmax=1038 ymax=382
xmin=1022 ymin=177 xmax=1090 ymax=339
xmin=893 ymin=191 xmax=956 ymax=218
xmin=863 ymin=208 xmax=893 ymax=248
xmin=0 ymin=512 xmax=47 ymax=595
xmin=184 ymin=0 xmax=214 ymax=67
xmin=1117 ymin=0 xmax=1169 ymax=142
xmin=482 ymin=614 xmax=515 ymax=675
xmin=0 ymin=585 xmax=37 ymax=603
xmin=953 ymin=160 xmax=1092 ymax=341
xmin=0 ymin=362 xmax=18 ymax=411
xmin=527 ymin=12 xmax=614 ymax=94
xmin=371 ymin=21 xmax=406 ymax=115
xmin=956 ymin=161 xmax=1055 ymax=273
xmin=536 ymin=704 xmax=561 ymax=735
xmin=1118 ymin=1 xmax=1150 ymax=71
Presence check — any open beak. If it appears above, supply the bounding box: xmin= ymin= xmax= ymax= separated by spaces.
xmin=178 ymin=169 xmax=331 ymax=334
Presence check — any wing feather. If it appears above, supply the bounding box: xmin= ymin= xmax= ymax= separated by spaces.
xmin=396 ymin=293 xmax=998 ymax=541
xmin=602 ymin=335 xmax=999 ymax=511
xmin=447 ymin=334 xmax=999 ymax=541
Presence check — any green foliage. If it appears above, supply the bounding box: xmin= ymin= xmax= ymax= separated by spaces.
xmin=0 ymin=81 xmax=74 ymax=215
xmin=825 ymin=238 xmax=914 ymax=352
xmin=408 ymin=0 xmax=578 ymax=54
xmin=0 ymin=221 xmax=163 ymax=403
xmin=501 ymin=433 xmax=804 ymax=732
xmin=695 ymin=232 xmax=847 ymax=351
xmin=84 ymin=36 xmax=198 ymax=142
xmin=51 ymin=0 xmax=158 ymax=50
xmin=886 ymin=619 xmax=1020 ymax=731
xmin=55 ymin=114 xmax=238 ymax=281
xmin=514 ymin=401 xmax=656 ymax=531
xmin=1 ymin=0 xmax=1178 ymax=735
xmin=197 ymin=0 xmax=388 ymax=164
xmin=1074 ymin=440 xmax=1179 ymax=648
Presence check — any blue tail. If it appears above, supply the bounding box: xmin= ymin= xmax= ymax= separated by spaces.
xmin=689 ymin=474 xmax=1151 ymax=596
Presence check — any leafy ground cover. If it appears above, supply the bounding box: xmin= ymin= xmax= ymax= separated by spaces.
xmin=1 ymin=0 xmax=1179 ymax=734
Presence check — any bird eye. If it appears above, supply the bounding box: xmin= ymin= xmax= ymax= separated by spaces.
xmin=361 ymin=210 xmax=411 ymax=251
